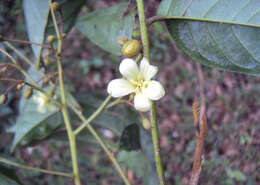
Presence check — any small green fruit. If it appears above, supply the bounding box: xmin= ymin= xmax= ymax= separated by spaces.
xmin=17 ymin=82 xmax=25 ymax=90
xmin=0 ymin=94 xmax=8 ymax=104
xmin=122 ymin=39 xmax=141 ymax=58
xmin=142 ymin=117 xmax=151 ymax=131
xmin=24 ymin=88 xmax=33 ymax=99
xmin=47 ymin=35 xmax=56 ymax=43
xmin=52 ymin=2 xmax=60 ymax=11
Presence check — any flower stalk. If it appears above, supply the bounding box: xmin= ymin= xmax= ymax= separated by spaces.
xmin=136 ymin=0 xmax=166 ymax=184
xmin=49 ymin=0 xmax=81 ymax=184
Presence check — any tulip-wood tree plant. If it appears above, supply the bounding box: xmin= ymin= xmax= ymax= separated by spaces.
xmin=0 ymin=0 xmax=260 ymax=185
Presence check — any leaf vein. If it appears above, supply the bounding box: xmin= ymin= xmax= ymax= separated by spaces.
xmin=205 ymin=23 xmax=236 ymax=66
xmin=231 ymin=26 xmax=260 ymax=63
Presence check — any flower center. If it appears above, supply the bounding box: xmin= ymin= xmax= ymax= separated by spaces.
xmin=133 ymin=79 xmax=148 ymax=93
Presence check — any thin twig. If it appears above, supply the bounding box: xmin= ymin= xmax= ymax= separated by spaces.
xmin=189 ymin=63 xmax=208 ymax=185
xmin=3 ymin=38 xmax=52 ymax=49
xmin=190 ymin=101 xmax=208 ymax=185
xmin=0 ymin=157 xmax=74 ymax=178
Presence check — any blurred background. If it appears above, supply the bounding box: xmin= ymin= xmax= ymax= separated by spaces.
xmin=0 ymin=0 xmax=259 ymax=184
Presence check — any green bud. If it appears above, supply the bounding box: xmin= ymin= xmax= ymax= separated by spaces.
xmin=47 ymin=35 xmax=56 ymax=43
xmin=122 ymin=40 xmax=141 ymax=58
xmin=17 ymin=82 xmax=25 ymax=90
xmin=24 ymin=88 xmax=33 ymax=99
xmin=142 ymin=117 xmax=151 ymax=131
xmin=0 ymin=94 xmax=8 ymax=104
xmin=52 ymin=2 xmax=60 ymax=11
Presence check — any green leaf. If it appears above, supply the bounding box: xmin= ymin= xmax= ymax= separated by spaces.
xmin=10 ymin=90 xmax=59 ymax=151
xmin=10 ymin=68 xmax=58 ymax=152
xmin=119 ymin=124 xmax=141 ymax=151
xmin=23 ymin=0 xmax=84 ymax=58
xmin=0 ymin=163 xmax=23 ymax=185
xmin=118 ymin=150 xmax=158 ymax=185
xmin=18 ymin=113 xmax=63 ymax=147
xmin=158 ymin=0 xmax=260 ymax=75
xmin=23 ymin=0 xmax=49 ymax=58
xmin=76 ymin=2 xmax=135 ymax=55
xmin=0 ymin=174 xmax=21 ymax=185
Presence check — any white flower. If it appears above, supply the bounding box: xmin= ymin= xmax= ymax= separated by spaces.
xmin=33 ymin=92 xmax=57 ymax=114
xmin=107 ymin=57 xmax=165 ymax=112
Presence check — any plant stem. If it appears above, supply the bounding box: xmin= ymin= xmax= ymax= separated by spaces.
xmin=69 ymin=102 xmax=131 ymax=185
xmin=49 ymin=1 xmax=81 ymax=184
xmin=0 ymin=157 xmax=73 ymax=178
xmin=3 ymin=38 xmax=52 ymax=49
xmin=151 ymin=103 xmax=166 ymax=185
xmin=74 ymin=95 xmax=112 ymax=135
xmin=136 ymin=0 xmax=150 ymax=60
xmin=4 ymin=42 xmax=34 ymax=66
xmin=136 ymin=0 xmax=166 ymax=184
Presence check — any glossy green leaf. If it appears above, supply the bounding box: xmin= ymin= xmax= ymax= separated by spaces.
xmin=158 ymin=0 xmax=260 ymax=75
xmin=119 ymin=124 xmax=141 ymax=151
xmin=76 ymin=2 xmax=135 ymax=55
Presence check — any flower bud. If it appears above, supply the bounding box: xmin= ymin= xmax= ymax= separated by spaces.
xmin=0 ymin=94 xmax=8 ymax=104
xmin=62 ymin=33 xmax=66 ymax=40
xmin=17 ymin=82 xmax=25 ymax=90
xmin=118 ymin=37 xmax=128 ymax=45
xmin=24 ymin=88 xmax=33 ymax=99
xmin=52 ymin=2 xmax=60 ymax=11
xmin=142 ymin=117 xmax=151 ymax=131
xmin=122 ymin=39 xmax=141 ymax=58
xmin=47 ymin=35 xmax=56 ymax=43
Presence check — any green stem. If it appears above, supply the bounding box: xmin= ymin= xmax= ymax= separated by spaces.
xmin=136 ymin=0 xmax=166 ymax=184
xmin=0 ymin=157 xmax=73 ymax=178
xmin=136 ymin=0 xmax=150 ymax=60
xmin=74 ymin=95 xmax=112 ymax=135
xmin=151 ymin=103 xmax=166 ymax=184
xmin=69 ymin=102 xmax=131 ymax=185
xmin=49 ymin=1 xmax=81 ymax=184
xmin=4 ymin=42 xmax=34 ymax=66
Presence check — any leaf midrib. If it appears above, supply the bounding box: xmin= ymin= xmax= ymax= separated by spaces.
xmin=162 ymin=16 xmax=260 ymax=28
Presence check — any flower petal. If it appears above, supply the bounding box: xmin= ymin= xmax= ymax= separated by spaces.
xmin=107 ymin=78 xmax=135 ymax=98
xmin=119 ymin=58 xmax=139 ymax=81
xmin=143 ymin=80 xmax=165 ymax=100
xmin=134 ymin=93 xmax=152 ymax=112
xmin=139 ymin=57 xmax=158 ymax=80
